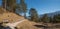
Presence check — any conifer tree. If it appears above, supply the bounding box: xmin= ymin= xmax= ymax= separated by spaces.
xmin=41 ymin=14 xmax=49 ymax=23
xmin=20 ymin=0 xmax=27 ymax=18
xmin=2 ymin=0 xmax=7 ymax=9
xmin=29 ymin=8 xmax=39 ymax=22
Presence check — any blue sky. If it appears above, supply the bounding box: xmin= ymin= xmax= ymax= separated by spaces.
xmin=0 ymin=0 xmax=60 ymax=16
xmin=25 ymin=0 xmax=60 ymax=15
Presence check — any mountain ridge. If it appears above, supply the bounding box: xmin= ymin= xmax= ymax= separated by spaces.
xmin=40 ymin=11 xmax=60 ymax=17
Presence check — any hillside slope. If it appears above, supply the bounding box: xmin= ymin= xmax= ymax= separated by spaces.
xmin=0 ymin=8 xmax=39 ymax=29
xmin=0 ymin=12 xmax=25 ymax=23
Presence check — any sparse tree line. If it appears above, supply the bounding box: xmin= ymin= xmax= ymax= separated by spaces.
xmin=28 ymin=8 xmax=60 ymax=23
xmin=1 ymin=0 xmax=60 ymax=23
xmin=41 ymin=14 xmax=60 ymax=23
xmin=2 ymin=0 xmax=27 ymax=18
xmin=0 ymin=0 xmax=60 ymax=29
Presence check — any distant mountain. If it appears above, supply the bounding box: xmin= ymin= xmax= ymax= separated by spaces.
xmin=40 ymin=11 xmax=60 ymax=17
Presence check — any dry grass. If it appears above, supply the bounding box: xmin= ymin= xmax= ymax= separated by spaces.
xmin=0 ymin=8 xmax=43 ymax=29
xmin=0 ymin=9 xmax=38 ymax=29
xmin=16 ymin=20 xmax=38 ymax=29
xmin=0 ymin=12 xmax=25 ymax=23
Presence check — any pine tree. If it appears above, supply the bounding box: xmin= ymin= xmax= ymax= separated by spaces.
xmin=53 ymin=14 xmax=60 ymax=23
xmin=53 ymin=15 xmax=57 ymax=23
xmin=56 ymin=14 xmax=60 ymax=22
xmin=2 ymin=0 xmax=16 ymax=12
xmin=41 ymin=14 xmax=49 ymax=23
xmin=10 ymin=0 xmax=16 ymax=12
xmin=29 ymin=8 xmax=39 ymax=22
xmin=2 ymin=0 xmax=7 ymax=9
xmin=20 ymin=0 xmax=27 ymax=18
xmin=49 ymin=17 xmax=52 ymax=23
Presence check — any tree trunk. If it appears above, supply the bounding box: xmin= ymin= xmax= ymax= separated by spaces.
xmin=24 ymin=12 xmax=26 ymax=19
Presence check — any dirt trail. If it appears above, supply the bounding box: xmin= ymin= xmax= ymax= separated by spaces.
xmin=5 ymin=20 xmax=25 ymax=29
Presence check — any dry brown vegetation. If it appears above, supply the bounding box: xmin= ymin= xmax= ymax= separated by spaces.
xmin=0 ymin=12 xmax=40 ymax=29
xmin=16 ymin=20 xmax=38 ymax=29
xmin=0 ymin=8 xmax=40 ymax=29
xmin=0 ymin=8 xmax=60 ymax=29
